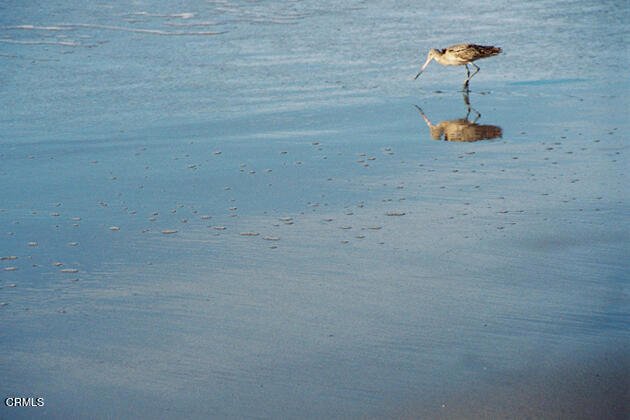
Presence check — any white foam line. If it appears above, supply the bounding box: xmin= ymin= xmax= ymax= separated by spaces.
xmin=126 ymin=11 xmax=166 ymax=17
xmin=171 ymin=13 xmax=195 ymax=19
xmin=0 ymin=39 xmax=81 ymax=46
xmin=213 ymin=7 xmax=303 ymax=21
xmin=214 ymin=7 xmax=241 ymax=13
xmin=164 ymin=21 xmax=222 ymax=27
xmin=122 ymin=11 xmax=195 ymax=19
xmin=3 ymin=25 xmax=70 ymax=31
xmin=242 ymin=12 xmax=304 ymax=21
xmin=56 ymin=23 xmax=225 ymax=35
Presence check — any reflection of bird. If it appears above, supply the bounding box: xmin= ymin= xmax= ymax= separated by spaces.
xmin=414 ymin=91 xmax=502 ymax=142
xmin=414 ymin=44 xmax=502 ymax=89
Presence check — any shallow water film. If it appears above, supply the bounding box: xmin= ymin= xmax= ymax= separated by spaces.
xmin=1 ymin=0 xmax=629 ymax=418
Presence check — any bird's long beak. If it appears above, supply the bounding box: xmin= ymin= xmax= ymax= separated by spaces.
xmin=414 ymin=57 xmax=433 ymax=80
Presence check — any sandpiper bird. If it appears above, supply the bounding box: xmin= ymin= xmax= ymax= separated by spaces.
xmin=414 ymin=43 xmax=502 ymax=89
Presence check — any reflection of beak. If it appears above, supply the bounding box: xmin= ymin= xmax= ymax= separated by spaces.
xmin=414 ymin=57 xmax=432 ymax=80
xmin=414 ymin=105 xmax=432 ymax=127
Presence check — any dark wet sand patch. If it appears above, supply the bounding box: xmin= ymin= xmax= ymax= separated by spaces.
xmin=391 ymin=351 xmax=630 ymax=420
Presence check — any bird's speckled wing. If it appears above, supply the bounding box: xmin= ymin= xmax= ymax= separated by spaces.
xmin=445 ymin=44 xmax=502 ymax=62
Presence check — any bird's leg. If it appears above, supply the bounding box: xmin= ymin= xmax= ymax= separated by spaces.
xmin=462 ymin=65 xmax=471 ymax=91
xmin=468 ymin=63 xmax=480 ymax=80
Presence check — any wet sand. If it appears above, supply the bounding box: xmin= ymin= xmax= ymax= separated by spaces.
xmin=391 ymin=351 xmax=630 ymax=419
xmin=1 ymin=0 xmax=629 ymax=418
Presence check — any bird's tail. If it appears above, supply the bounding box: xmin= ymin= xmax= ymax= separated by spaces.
xmin=485 ymin=46 xmax=502 ymax=55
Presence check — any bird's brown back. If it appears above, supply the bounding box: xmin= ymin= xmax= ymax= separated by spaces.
xmin=444 ymin=44 xmax=502 ymax=61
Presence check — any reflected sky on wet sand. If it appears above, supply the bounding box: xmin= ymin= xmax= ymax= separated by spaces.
xmin=1 ymin=0 xmax=628 ymax=418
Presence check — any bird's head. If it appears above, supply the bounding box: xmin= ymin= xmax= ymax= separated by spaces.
xmin=414 ymin=49 xmax=441 ymax=80
xmin=427 ymin=49 xmax=441 ymax=59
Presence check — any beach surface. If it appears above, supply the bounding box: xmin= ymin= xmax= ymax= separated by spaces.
xmin=1 ymin=0 xmax=628 ymax=418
